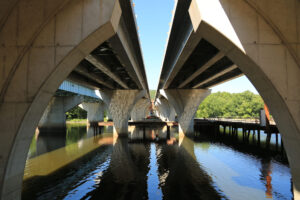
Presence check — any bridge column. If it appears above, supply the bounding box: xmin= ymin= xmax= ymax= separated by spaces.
xmin=79 ymin=102 xmax=105 ymax=124
xmin=161 ymin=89 xmax=211 ymax=137
xmin=155 ymin=98 xmax=176 ymax=121
xmin=38 ymin=96 xmax=83 ymax=133
xmin=131 ymin=98 xmax=150 ymax=121
xmin=100 ymin=90 xmax=145 ymax=136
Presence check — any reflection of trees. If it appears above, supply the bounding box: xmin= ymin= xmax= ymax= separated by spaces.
xmin=66 ymin=125 xmax=86 ymax=145
xmin=85 ymin=139 xmax=150 ymax=199
xmin=156 ymin=138 xmax=222 ymax=200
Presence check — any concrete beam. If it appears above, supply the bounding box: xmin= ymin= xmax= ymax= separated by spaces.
xmin=178 ymin=52 xmax=224 ymax=88
xmin=113 ymin=18 xmax=147 ymax=91
xmin=74 ymin=64 xmax=114 ymax=89
xmin=100 ymin=90 xmax=146 ymax=136
xmin=85 ymin=55 xmax=129 ymax=89
xmin=67 ymin=73 xmax=103 ymax=90
xmin=192 ymin=65 xmax=238 ymax=88
xmin=161 ymin=89 xmax=211 ymax=136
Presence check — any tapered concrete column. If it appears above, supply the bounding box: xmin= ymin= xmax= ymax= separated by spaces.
xmin=155 ymin=98 xmax=176 ymax=121
xmin=79 ymin=102 xmax=105 ymax=124
xmin=131 ymin=98 xmax=150 ymax=121
xmin=161 ymin=89 xmax=211 ymax=136
xmin=38 ymin=96 xmax=83 ymax=132
xmin=100 ymin=90 xmax=145 ymax=136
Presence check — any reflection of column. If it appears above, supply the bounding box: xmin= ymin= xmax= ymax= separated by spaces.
xmin=161 ymin=89 xmax=211 ymax=136
xmin=158 ymin=126 xmax=168 ymax=139
xmin=156 ymin=137 xmax=222 ymax=199
xmin=260 ymin=159 xmax=273 ymax=198
xmin=87 ymin=138 xmax=150 ymax=199
xmin=129 ymin=126 xmax=145 ymax=140
xmin=36 ymin=131 xmax=66 ymax=156
xmin=100 ymin=90 xmax=145 ymax=136
xmin=38 ymin=96 xmax=83 ymax=132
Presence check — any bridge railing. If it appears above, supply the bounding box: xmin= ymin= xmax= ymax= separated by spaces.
xmin=195 ymin=117 xmax=276 ymax=125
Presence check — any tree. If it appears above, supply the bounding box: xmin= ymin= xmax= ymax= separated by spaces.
xmin=196 ymin=91 xmax=264 ymax=119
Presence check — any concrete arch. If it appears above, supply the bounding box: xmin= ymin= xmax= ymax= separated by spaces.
xmin=189 ymin=0 xmax=300 ymax=197
xmin=0 ymin=0 xmax=121 ymax=199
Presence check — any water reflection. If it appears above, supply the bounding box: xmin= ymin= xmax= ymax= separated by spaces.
xmin=84 ymin=138 xmax=150 ymax=199
xmin=23 ymin=124 xmax=293 ymax=200
xmin=156 ymin=137 xmax=223 ymax=199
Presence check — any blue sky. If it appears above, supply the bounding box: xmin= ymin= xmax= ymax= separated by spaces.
xmin=134 ymin=0 xmax=258 ymax=94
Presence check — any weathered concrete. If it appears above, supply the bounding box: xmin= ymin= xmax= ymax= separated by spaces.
xmin=38 ymin=96 xmax=83 ymax=132
xmin=188 ymin=0 xmax=300 ymax=198
xmin=100 ymin=90 xmax=146 ymax=136
xmin=155 ymin=97 xmax=176 ymax=121
xmin=130 ymin=98 xmax=150 ymax=121
xmin=79 ymin=101 xmax=105 ymax=124
xmin=161 ymin=89 xmax=211 ymax=136
xmin=0 ymin=0 xmax=121 ymax=199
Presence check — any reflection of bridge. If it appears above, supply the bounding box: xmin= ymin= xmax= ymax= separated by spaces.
xmin=0 ymin=0 xmax=300 ymax=199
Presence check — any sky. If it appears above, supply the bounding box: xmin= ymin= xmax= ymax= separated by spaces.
xmin=134 ymin=0 xmax=258 ymax=94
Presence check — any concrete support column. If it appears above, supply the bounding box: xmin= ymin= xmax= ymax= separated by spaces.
xmin=161 ymin=89 xmax=211 ymax=137
xmin=79 ymin=102 xmax=105 ymax=124
xmin=100 ymin=90 xmax=145 ymax=136
xmin=38 ymin=96 xmax=83 ymax=132
xmin=131 ymin=98 xmax=150 ymax=121
xmin=155 ymin=98 xmax=176 ymax=121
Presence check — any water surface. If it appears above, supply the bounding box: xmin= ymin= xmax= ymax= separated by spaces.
xmin=23 ymin=124 xmax=293 ymax=199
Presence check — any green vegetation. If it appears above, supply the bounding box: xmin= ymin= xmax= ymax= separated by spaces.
xmin=196 ymin=91 xmax=264 ymax=119
xmin=150 ymin=90 xmax=156 ymax=101
xmin=66 ymin=106 xmax=87 ymax=120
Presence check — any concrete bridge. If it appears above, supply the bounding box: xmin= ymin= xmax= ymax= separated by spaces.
xmin=0 ymin=0 xmax=150 ymax=199
xmin=0 ymin=0 xmax=300 ymax=199
xmin=154 ymin=0 xmax=300 ymax=198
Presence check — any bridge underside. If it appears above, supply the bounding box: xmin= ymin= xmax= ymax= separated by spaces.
xmin=0 ymin=0 xmax=150 ymax=199
xmin=156 ymin=0 xmax=300 ymax=198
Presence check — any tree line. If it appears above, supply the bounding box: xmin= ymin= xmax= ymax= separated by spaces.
xmin=196 ymin=91 xmax=264 ymax=119
xmin=65 ymin=91 xmax=263 ymax=120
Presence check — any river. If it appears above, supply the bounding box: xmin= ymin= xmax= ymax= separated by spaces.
xmin=22 ymin=124 xmax=293 ymax=200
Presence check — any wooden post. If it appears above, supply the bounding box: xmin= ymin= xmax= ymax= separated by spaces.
xmin=167 ymin=126 xmax=170 ymax=140
xmin=258 ymin=128 xmax=261 ymax=146
xmin=266 ymin=133 xmax=271 ymax=149
xmin=275 ymin=133 xmax=278 ymax=152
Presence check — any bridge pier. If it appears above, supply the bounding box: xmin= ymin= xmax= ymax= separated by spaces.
xmin=155 ymin=97 xmax=176 ymax=121
xmin=79 ymin=102 xmax=105 ymax=124
xmin=38 ymin=96 xmax=83 ymax=133
xmin=161 ymin=89 xmax=211 ymax=137
xmin=131 ymin=98 xmax=150 ymax=121
xmin=100 ymin=90 xmax=145 ymax=137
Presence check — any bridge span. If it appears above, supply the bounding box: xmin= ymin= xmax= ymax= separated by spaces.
xmin=0 ymin=0 xmax=300 ymax=199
